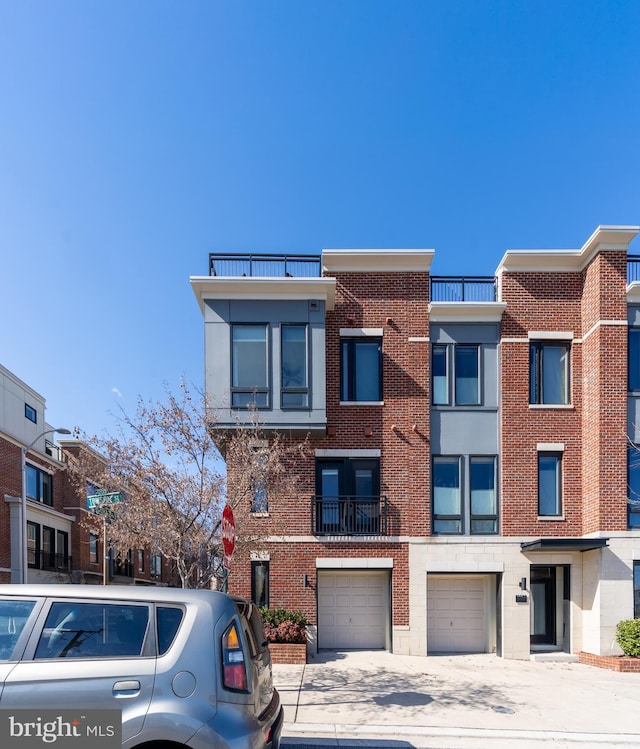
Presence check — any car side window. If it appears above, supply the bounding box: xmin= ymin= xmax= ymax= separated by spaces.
xmin=156 ymin=606 xmax=184 ymax=655
xmin=35 ymin=602 xmax=149 ymax=659
xmin=0 ymin=600 xmax=36 ymax=660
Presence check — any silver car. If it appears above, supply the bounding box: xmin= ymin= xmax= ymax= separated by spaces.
xmin=0 ymin=584 xmax=282 ymax=749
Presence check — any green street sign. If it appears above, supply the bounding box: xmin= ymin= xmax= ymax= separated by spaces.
xmin=87 ymin=491 xmax=122 ymax=510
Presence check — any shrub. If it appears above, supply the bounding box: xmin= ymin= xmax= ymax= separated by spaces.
xmin=615 ymin=619 xmax=640 ymax=657
xmin=259 ymin=607 xmax=308 ymax=644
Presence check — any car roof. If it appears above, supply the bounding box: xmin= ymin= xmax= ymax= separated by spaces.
xmin=0 ymin=584 xmax=240 ymax=606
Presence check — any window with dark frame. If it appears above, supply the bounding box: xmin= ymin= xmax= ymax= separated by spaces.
xmin=432 ymin=344 xmax=449 ymax=404
xmin=432 ymin=456 xmax=462 ymax=534
xmin=340 ymin=337 xmax=382 ymax=402
xmin=27 ymin=522 xmax=39 ymax=567
xmin=634 ymin=562 xmax=640 ymax=619
xmin=251 ymin=560 xmax=270 ymax=608
xmin=25 ymin=403 xmax=37 ymax=423
xmin=630 ymin=328 xmax=640 ymax=391
xmin=530 ymin=341 xmax=570 ymax=405
xmin=231 ymin=324 xmax=269 ymax=408
xmin=281 ymin=324 xmax=309 ymax=408
xmin=538 ymin=452 xmax=562 ymax=516
xmin=315 ymin=458 xmax=381 ymax=535
xmin=89 ymin=533 xmax=99 ymax=564
xmin=431 ymin=343 xmax=481 ymax=406
xmin=138 ymin=549 xmax=145 ymax=572
xmin=628 ymin=445 xmax=640 ymax=528
xmin=26 ymin=464 xmax=53 ymax=506
xmin=470 ymin=456 xmax=498 ymax=534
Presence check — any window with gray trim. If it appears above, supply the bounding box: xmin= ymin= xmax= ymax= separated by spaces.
xmin=470 ymin=456 xmax=498 ymax=533
xmin=530 ymin=342 xmax=570 ymax=405
xmin=538 ymin=452 xmax=562 ymax=516
xmin=281 ymin=324 xmax=308 ymax=408
xmin=432 ymin=456 xmax=462 ymax=533
xmin=432 ymin=344 xmax=480 ymax=406
xmin=231 ymin=324 xmax=269 ymax=407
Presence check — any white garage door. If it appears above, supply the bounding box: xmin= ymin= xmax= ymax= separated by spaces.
xmin=427 ymin=576 xmax=488 ymax=654
xmin=318 ymin=571 xmax=387 ymax=649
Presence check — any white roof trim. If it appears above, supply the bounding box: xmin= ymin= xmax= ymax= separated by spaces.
xmin=429 ymin=302 xmax=507 ymax=323
xmin=322 ymin=248 xmax=434 ymax=273
xmin=190 ymin=276 xmax=336 ymax=315
xmin=628 ymin=282 xmax=640 ymax=304
xmin=496 ymin=225 xmax=639 ymax=274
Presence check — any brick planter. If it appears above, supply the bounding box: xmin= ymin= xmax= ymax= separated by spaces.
xmin=578 ymin=652 xmax=640 ymax=672
xmin=267 ymin=643 xmax=307 ymax=665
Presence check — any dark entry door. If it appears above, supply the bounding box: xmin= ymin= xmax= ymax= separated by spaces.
xmin=530 ymin=566 xmax=556 ymax=645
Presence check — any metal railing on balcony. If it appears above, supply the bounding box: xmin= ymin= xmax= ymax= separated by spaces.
xmin=312 ymin=495 xmax=388 ymax=536
xmin=430 ymin=276 xmax=497 ymax=302
xmin=628 ymin=256 xmax=640 ymax=284
xmin=209 ymin=253 xmax=322 ymax=278
xmin=28 ymin=551 xmax=72 ymax=573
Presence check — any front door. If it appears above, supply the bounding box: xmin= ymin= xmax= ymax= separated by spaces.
xmin=530 ymin=566 xmax=556 ymax=645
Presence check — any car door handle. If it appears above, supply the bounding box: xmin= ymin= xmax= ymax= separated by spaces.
xmin=113 ymin=680 xmax=140 ymax=696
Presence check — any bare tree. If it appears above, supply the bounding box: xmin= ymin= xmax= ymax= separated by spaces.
xmin=67 ymin=381 xmax=306 ymax=588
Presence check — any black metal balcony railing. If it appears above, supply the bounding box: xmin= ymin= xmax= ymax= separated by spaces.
xmin=28 ymin=551 xmax=72 ymax=573
xmin=628 ymin=256 xmax=640 ymax=284
xmin=430 ymin=276 xmax=497 ymax=302
xmin=312 ymin=495 xmax=388 ymax=536
xmin=209 ymin=253 xmax=322 ymax=278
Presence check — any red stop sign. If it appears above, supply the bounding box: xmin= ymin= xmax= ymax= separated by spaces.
xmin=221 ymin=504 xmax=236 ymax=559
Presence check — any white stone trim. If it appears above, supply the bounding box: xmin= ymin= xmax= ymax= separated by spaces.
xmin=582 ymin=319 xmax=627 ymax=343
xmin=339 ymin=401 xmax=385 ymax=407
xmin=250 ymin=551 xmax=270 ymax=561
xmin=408 ymin=336 xmax=430 ymax=342
xmin=322 ymin=248 xmax=434 ymax=273
xmin=315 ymin=448 xmax=381 ymax=458
xmin=339 ymin=328 xmax=383 ymax=337
xmin=426 ymin=561 xmax=504 ymax=572
xmin=429 ymin=302 xmax=506 ymax=323
xmin=316 ymin=557 xmax=394 ymax=569
xmin=528 ymin=331 xmax=574 ymax=340
xmin=537 ymin=443 xmax=565 ymax=451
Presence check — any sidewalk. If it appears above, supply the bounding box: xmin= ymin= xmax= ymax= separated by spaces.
xmin=273 ymin=650 xmax=640 ymax=748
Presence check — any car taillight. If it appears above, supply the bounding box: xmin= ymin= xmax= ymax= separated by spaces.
xmin=222 ymin=622 xmax=248 ymax=691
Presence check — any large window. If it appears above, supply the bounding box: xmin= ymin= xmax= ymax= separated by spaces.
xmin=470 ymin=456 xmax=498 ymax=534
xmin=281 ymin=324 xmax=308 ymax=408
xmin=538 ymin=452 xmax=562 ymax=516
xmin=251 ymin=561 xmax=270 ymax=608
xmin=315 ymin=458 xmax=382 ymax=534
xmin=628 ymin=446 xmax=640 ymax=528
xmin=432 ymin=344 xmax=480 ymax=406
xmin=26 ymin=464 xmax=52 ymax=505
xmin=433 ymin=457 xmax=462 ymax=533
xmin=630 ymin=328 xmax=640 ymax=391
xmin=530 ymin=341 xmax=570 ymax=405
xmin=89 ymin=533 xmax=99 ymax=564
xmin=341 ymin=338 xmax=382 ymax=402
xmin=231 ymin=324 xmax=269 ymax=407
xmin=27 ymin=523 xmax=69 ymax=570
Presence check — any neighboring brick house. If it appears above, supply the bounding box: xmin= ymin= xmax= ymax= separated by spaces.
xmin=191 ymin=225 xmax=640 ymax=660
xmin=0 ymin=364 xmax=164 ymax=586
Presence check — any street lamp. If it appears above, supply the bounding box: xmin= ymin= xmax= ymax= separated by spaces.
xmin=21 ymin=427 xmax=71 ymax=583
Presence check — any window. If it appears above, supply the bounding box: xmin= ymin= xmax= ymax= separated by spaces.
xmin=341 ymin=338 xmax=382 ymax=402
xmin=251 ymin=561 xmax=269 ymax=608
xmin=530 ymin=342 xmax=570 ymax=405
xmin=538 ymin=452 xmax=562 ymax=516
xmin=35 ymin=602 xmax=149 ymax=659
xmin=138 ymin=549 xmax=145 ymax=573
xmin=26 ymin=464 xmax=52 ymax=505
xmin=432 ymin=344 xmax=480 ymax=406
xmin=634 ymin=562 xmax=640 ymax=619
xmin=89 ymin=533 xmax=99 ymax=564
xmin=630 ymin=328 xmax=640 ymax=391
xmin=432 ymin=345 xmax=448 ymax=404
xmin=470 ymin=457 xmax=498 ymax=533
xmin=231 ymin=324 xmax=269 ymax=407
xmin=25 ymin=403 xmax=37 ymax=423
xmin=628 ymin=446 xmax=640 ymax=528
xmin=315 ymin=458 xmax=382 ymax=534
xmin=281 ymin=324 xmax=308 ymax=408
xmin=27 ymin=522 xmax=39 ymax=567
xmin=250 ymin=448 xmax=268 ymax=513
xmin=157 ymin=606 xmax=184 ymax=655
xmin=150 ymin=554 xmax=162 ymax=577
xmin=432 ymin=456 xmax=462 ymax=533
xmin=0 ymin=600 xmax=36 ymax=661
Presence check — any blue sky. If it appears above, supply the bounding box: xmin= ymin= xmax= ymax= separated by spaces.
xmin=1 ymin=1 xmax=639 ymax=438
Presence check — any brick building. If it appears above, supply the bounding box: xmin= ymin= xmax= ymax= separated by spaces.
xmin=191 ymin=225 xmax=640 ymax=660
xmin=0 ymin=364 xmax=164 ymax=586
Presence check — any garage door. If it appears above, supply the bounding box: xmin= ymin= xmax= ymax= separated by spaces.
xmin=427 ymin=576 xmax=487 ymax=653
xmin=318 ymin=571 xmax=387 ymax=649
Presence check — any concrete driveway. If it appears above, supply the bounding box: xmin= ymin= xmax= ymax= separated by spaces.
xmin=273 ymin=650 xmax=640 ymax=747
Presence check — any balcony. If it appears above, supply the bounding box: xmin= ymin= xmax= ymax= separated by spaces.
xmin=430 ymin=276 xmax=497 ymax=302
xmin=312 ymin=495 xmax=388 ymax=536
xmin=209 ymin=253 xmax=321 ymax=278
xmin=28 ymin=551 xmax=72 ymax=573
xmin=628 ymin=256 xmax=640 ymax=284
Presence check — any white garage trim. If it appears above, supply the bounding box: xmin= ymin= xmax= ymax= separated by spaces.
xmin=318 ymin=570 xmax=389 ymax=650
xmin=316 ymin=557 xmax=393 ymax=568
